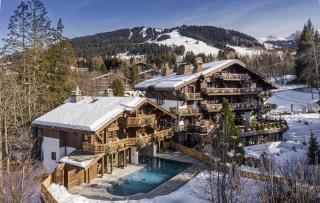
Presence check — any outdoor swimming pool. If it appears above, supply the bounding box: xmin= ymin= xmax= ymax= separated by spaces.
xmin=107 ymin=156 xmax=192 ymax=196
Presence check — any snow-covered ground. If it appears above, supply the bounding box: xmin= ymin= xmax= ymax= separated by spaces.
xmin=227 ymin=45 xmax=263 ymax=56
xmin=149 ymin=30 xmax=220 ymax=56
xmin=49 ymin=170 xmax=260 ymax=203
xmin=245 ymin=86 xmax=320 ymax=165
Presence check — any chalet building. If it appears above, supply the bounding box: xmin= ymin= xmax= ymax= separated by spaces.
xmin=135 ymin=58 xmax=288 ymax=146
xmin=90 ymin=73 xmax=130 ymax=96
xmin=32 ymin=89 xmax=174 ymax=189
xmin=133 ymin=62 xmax=158 ymax=82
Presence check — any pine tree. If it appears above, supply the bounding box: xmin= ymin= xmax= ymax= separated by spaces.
xmin=213 ymin=98 xmax=245 ymax=164
xmin=112 ymin=78 xmax=124 ymax=96
xmin=295 ymin=19 xmax=315 ymax=83
xmin=307 ymin=132 xmax=319 ymax=165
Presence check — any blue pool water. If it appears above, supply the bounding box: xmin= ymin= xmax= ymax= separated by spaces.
xmin=107 ymin=156 xmax=192 ymax=196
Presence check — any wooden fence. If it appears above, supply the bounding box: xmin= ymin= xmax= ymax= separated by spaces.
xmin=41 ymin=174 xmax=58 ymax=203
xmin=169 ymin=142 xmax=289 ymax=186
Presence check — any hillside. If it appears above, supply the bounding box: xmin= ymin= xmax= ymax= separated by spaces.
xmin=70 ymin=25 xmax=264 ymax=58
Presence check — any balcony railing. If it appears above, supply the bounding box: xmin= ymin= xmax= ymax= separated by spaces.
xmin=170 ymin=107 xmax=202 ymax=116
xmin=220 ymin=73 xmax=250 ymax=81
xmin=240 ymin=121 xmax=288 ymax=137
xmin=231 ymin=102 xmax=259 ymax=110
xmin=201 ymin=104 xmax=221 ymax=112
xmin=126 ymin=114 xmax=156 ymax=127
xmin=202 ymin=87 xmax=263 ymax=95
xmin=202 ymin=102 xmax=259 ymax=112
xmin=83 ymin=129 xmax=172 ymax=154
xmin=180 ymin=92 xmax=202 ymax=100
xmin=262 ymin=103 xmax=277 ymax=110
xmin=188 ymin=121 xmax=216 ymax=134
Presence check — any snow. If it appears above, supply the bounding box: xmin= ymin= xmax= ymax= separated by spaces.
xmin=32 ymin=97 xmax=145 ymax=132
xmin=140 ymin=27 xmax=147 ymax=38
xmin=269 ymin=75 xmax=297 ymax=85
xmin=245 ymin=141 xmax=306 ymax=165
xmin=267 ymin=87 xmax=319 ymax=113
xmin=135 ymin=60 xmax=234 ymax=90
xmin=149 ymin=29 xmax=220 ymax=56
xmin=245 ymin=86 xmax=320 ymax=165
xmin=128 ymin=31 xmax=133 ymax=40
xmin=48 ymin=170 xmax=260 ymax=203
xmin=116 ymin=51 xmax=145 ymax=60
xmin=59 ymin=156 xmax=95 ymax=168
xmin=226 ymin=45 xmax=263 ymax=57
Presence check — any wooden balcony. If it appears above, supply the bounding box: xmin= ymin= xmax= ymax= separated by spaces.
xmin=240 ymin=122 xmax=288 ymax=137
xmin=231 ymin=102 xmax=259 ymax=110
xmin=202 ymin=87 xmax=263 ymax=96
xmin=262 ymin=103 xmax=277 ymax=110
xmin=126 ymin=114 xmax=156 ymax=127
xmin=219 ymin=73 xmax=250 ymax=81
xmin=180 ymin=92 xmax=202 ymax=100
xmin=188 ymin=121 xmax=216 ymax=134
xmin=170 ymin=107 xmax=202 ymax=116
xmin=201 ymin=104 xmax=221 ymax=112
xmin=202 ymin=102 xmax=259 ymax=112
xmin=83 ymin=129 xmax=172 ymax=154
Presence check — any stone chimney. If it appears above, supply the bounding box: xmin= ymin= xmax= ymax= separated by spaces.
xmin=193 ymin=57 xmax=203 ymax=73
xmin=176 ymin=63 xmax=192 ymax=75
xmin=70 ymin=85 xmax=83 ymax=103
xmin=161 ymin=64 xmax=171 ymax=76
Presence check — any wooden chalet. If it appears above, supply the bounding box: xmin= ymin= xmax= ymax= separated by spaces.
xmin=90 ymin=73 xmax=130 ymax=96
xmin=32 ymin=89 xmax=175 ymax=189
xmin=135 ymin=58 xmax=288 ymax=146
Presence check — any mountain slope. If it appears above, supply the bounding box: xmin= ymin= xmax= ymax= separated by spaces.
xmin=70 ymin=25 xmax=265 ymax=58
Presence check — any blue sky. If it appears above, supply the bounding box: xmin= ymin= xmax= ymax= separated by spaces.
xmin=0 ymin=0 xmax=320 ymax=45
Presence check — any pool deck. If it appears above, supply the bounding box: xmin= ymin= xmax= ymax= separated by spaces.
xmin=69 ymin=152 xmax=204 ymax=201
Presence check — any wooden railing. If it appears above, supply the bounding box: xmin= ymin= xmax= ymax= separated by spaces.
xmin=231 ymin=102 xmax=259 ymax=110
xmin=262 ymin=103 xmax=277 ymax=110
xmin=201 ymin=103 xmax=221 ymax=112
xmin=168 ymin=142 xmax=289 ymax=186
xmin=220 ymin=73 xmax=250 ymax=81
xmin=202 ymin=102 xmax=259 ymax=112
xmin=240 ymin=121 xmax=288 ymax=137
xmin=202 ymin=87 xmax=263 ymax=95
xmin=41 ymin=175 xmax=58 ymax=203
xmin=126 ymin=114 xmax=156 ymax=127
xmin=240 ymin=126 xmax=288 ymax=137
xmin=83 ymin=129 xmax=172 ymax=154
xmin=181 ymin=92 xmax=202 ymax=100
xmin=170 ymin=107 xmax=202 ymax=116
xmin=188 ymin=124 xmax=214 ymax=134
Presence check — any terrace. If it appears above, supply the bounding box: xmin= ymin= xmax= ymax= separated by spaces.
xmin=180 ymin=92 xmax=202 ymax=100
xmin=83 ymin=128 xmax=172 ymax=154
xmin=170 ymin=107 xmax=202 ymax=116
xmin=125 ymin=114 xmax=157 ymax=127
xmin=216 ymin=73 xmax=250 ymax=81
xmin=202 ymin=87 xmax=263 ymax=95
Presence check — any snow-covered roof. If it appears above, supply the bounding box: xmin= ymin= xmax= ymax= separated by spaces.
xmin=32 ymin=97 xmax=145 ymax=132
xmin=135 ymin=60 xmax=235 ymax=91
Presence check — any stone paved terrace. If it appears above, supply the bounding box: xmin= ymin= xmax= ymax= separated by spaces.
xmin=69 ymin=152 xmax=204 ymax=201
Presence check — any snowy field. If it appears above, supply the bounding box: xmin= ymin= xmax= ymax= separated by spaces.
xmin=148 ymin=30 xmax=263 ymax=57
xmin=245 ymin=86 xmax=320 ymax=165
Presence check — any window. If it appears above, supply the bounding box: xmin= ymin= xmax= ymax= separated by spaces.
xmin=156 ymin=99 xmax=164 ymax=105
xmin=51 ymin=152 xmax=56 ymax=160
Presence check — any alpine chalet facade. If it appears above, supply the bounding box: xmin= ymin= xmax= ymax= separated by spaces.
xmin=32 ymin=89 xmax=174 ymax=189
xmin=135 ymin=58 xmax=288 ymax=146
